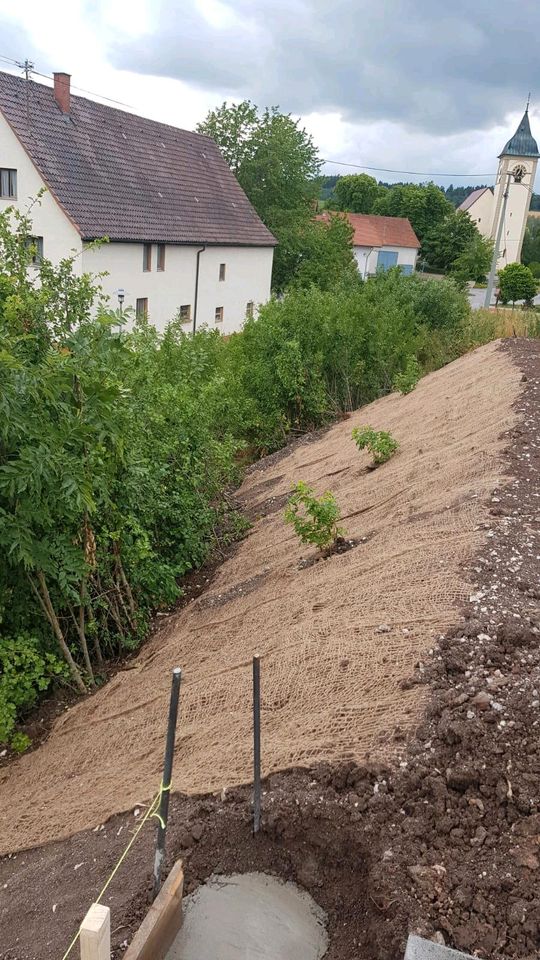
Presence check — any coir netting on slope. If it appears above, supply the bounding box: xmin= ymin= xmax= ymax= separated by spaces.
xmin=0 ymin=341 xmax=521 ymax=853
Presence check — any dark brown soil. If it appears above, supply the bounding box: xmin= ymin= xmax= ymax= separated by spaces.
xmin=298 ymin=535 xmax=363 ymax=568
xmin=3 ymin=339 xmax=540 ymax=960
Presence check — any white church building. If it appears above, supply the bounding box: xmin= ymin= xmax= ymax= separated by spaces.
xmin=0 ymin=70 xmax=276 ymax=334
xmin=459 ymin=107 xmax=539 ymax=268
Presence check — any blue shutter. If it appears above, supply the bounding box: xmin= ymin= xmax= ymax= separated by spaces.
xmin=377 ymin=250 xmax=399 ymax=271
xmin=400 ymin=264 xmax=413 ymax=275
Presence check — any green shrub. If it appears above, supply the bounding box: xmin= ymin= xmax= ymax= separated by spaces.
xmin=284 ymin=481 xmax=344 ymax=550
xmin=10 ymin=732 xmax=31 ymax=754
xmin=392 ymin=356 xmax=421 ymax=394
xmin=0 ymin=634 xmax=67 ymax=745
xmin=498 ymin=263 xmax=537 ymax=305
xmin=352 ymin=426 xmax=399 ymax=464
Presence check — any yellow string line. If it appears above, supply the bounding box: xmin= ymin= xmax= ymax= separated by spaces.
xmin=60 ymin=781 xmax=170 ymax=960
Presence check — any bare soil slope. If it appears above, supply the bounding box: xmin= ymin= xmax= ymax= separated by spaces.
xmin=0 ymin=341 xmax=520 ymax=854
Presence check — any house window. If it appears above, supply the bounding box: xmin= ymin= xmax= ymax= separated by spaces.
xmin=136 ymin=298 xmax=148 ymax=319
xmin=246 ymin=301 xmax=254 ymax=319
xmin=219 ymin=263 xmax=226 ymax=281
xmin=143 ymin=244 xmax=152 ymax=272
xmin=25 ymin=235 xmax=43 ymax=265
xmin=0 ymin=168 xmax=17 ymax=198
xmin=179 ymin=304 xmax=191 ymax=323
xmin=157 ymin=244 xmax=166 ymax=271
xmin=215 ymin=306 xmax=224 ymax=323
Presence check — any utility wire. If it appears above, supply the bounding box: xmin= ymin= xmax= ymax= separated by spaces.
xmin=322 ymin=157 xmax=497 ymax=179
xmin=0 ymin=56 xmax=132 ymax=108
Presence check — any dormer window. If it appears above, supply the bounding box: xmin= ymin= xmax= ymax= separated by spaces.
xmin=0 ymin=168 xmax=17 ymax=198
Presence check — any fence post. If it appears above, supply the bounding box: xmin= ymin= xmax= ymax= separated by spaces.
xmin=152 ymin=666 xmax=182 ymax=901
xmin=80 ymin=903 xmax=110 ymax=960
xmin=253 ymin=654 xmax=261 ymax=834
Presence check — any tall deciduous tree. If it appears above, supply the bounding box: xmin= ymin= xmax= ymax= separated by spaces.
xmin=197 ymin=102 xmax=322 ymax=290
xmin=421 ymin=210 xmax=479 ymax=272
xmin=374 ymin=182 xmax=453 ymax=242
xmin=332 ymin=174 xmax=384 ymax=214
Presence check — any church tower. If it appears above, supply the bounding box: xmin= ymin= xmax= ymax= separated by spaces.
xmin=491 ymin=105 xmax=539 ymax=266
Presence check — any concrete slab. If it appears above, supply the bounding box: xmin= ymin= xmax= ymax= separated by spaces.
xmin=166 ymin=872 xmax=328 ymax=960
xmin=405 ymin=934 xmax=475 ymax=960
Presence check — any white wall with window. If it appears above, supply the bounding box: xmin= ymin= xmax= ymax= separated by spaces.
xmin=1 ymin=109 xmax=273 ymax=333
xmin=353 ymin=245 xmax=418 ymax=278
xmin=82 ymin=241 xmax=273 ymax=334
xmin=0 ymin=111 xmax=82 ymax=265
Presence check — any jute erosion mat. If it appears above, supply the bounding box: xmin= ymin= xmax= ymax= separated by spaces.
xmin=0 ymin=341 xmax=521 ymax=853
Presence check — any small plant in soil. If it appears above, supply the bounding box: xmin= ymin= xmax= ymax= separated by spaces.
xmin=352 ymin=426 xmax=399 ymax=466
xmin=284 ymin=481 xmax=344 ymax=551
xmin=392 ymin=356 xmax=421 ymax=395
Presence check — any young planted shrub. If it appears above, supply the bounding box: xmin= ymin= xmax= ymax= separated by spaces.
xmin=352 ymin=426 xmax=399 ymax=465
xmin=392 ymin=356 xmax=421 ymax=395
xmin=284 ymin=481 xmax=343 ymax=550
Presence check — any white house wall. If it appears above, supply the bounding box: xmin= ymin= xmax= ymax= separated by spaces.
xmin=354 ymin=245 xmax=418 ymax=277
xmin=0 ymin=110 xmax=82 ymax=266
xmin=465 ymin=189 xmax=495 ymax=240
xmin=82 ymin=242 xmax=274 ymax=334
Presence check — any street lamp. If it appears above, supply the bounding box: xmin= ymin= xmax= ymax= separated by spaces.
xmin=117 ymin=288 xmax=125 ymax=313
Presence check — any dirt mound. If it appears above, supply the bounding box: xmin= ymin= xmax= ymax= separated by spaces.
xmin=0 ymin=340 xmax=520 ymax=853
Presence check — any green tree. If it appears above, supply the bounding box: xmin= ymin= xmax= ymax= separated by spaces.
xmin=521 ymin=217 xmax=540 ymax=265
xmin=197 ymin=101 xmax=321 ymax=291
xmin=422 ymin=210 xmax=478 ymax=271
xmin=374 ymin=182 xmax=453 ymax=242
xmin=451 ymin=233 xmax=494 ymax=283
xmin=332 ymin=174 xmax=385 ymax=214
xmin=289 ymin=214 xmax=357 ymax=291
xmin=498 ymin=262 xmax=537 ymax=306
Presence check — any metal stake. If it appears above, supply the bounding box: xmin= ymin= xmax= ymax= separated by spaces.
xmin=152 ymin=667 xmax=182 ymax=901
xmin=253 ymin=654 xmax=261 ymax=834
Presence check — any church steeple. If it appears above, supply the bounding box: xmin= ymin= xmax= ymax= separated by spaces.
xmin=499 ymin=104 xmax=540 ymax=158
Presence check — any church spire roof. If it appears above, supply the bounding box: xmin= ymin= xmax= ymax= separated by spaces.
xmin=499 ymin=105 xmax=540 ymax=159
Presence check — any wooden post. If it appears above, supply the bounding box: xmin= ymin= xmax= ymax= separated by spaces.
xmin=80 ymin=903 xmax=110 ymax=960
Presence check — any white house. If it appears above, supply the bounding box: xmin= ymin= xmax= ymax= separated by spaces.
xmin=459 ymin=107 xmax=539 ymax=268
xmin=319 ymin=211 xmax=419 ymax=277
xmin=0 ymin=70 xmax=276 ymax=334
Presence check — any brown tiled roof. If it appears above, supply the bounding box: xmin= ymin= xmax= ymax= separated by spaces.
xmin=0 ymin=71 xmax=276 ymax=246
xmin=458 ymin=186 xmax=493 ymax=212
xmin=317 ymin=211 xmax=420 ymax=248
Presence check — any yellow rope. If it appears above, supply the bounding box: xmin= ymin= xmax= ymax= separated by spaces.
xmin=60 ymin=781 xmax=169 ymax=960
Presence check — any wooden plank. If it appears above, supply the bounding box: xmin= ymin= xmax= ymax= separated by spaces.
xmin=124 ymin=861 xmax=184 ymax=960
xmin=80 ymin=903 xmax=111 ymax=960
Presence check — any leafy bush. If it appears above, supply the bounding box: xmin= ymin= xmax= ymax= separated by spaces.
xmin=284 ymin=481 xmax=343 ymax=550
xmin=498 ymin=263 xmax=537 ymax=305
xmin=352 ymin=426 xmax=399 ymax=464
xmin=0 ymin=634 xmax=67 ymax=745
xmin=393 ymin=356 xmax=421 ymax=394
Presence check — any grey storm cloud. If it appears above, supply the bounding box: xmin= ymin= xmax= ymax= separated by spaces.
xmin=111 ymin=0 xmax=540 ymax=134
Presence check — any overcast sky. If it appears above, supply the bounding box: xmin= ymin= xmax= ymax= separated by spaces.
xmin=1 ymin=0 xmax=539 ymax=188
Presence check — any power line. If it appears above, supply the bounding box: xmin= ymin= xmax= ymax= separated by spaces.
xmin=322 ymin=157 xmax=497 ymax=180
xmin=0 ymin=56 xmax=132 ymax=108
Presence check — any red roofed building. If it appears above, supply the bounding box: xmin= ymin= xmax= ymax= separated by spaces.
xmin=318 ymin=211 xmax=419 ymax=277
xmin=0 ymin=70 xmax=276 ymax=334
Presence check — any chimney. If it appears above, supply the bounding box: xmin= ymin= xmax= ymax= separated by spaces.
xmin=53 ymin=72 xmax=71 ymax=114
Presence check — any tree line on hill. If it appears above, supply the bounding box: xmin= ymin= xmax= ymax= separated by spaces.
xmin=320 ymin=174 xmax=540 ymax=211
